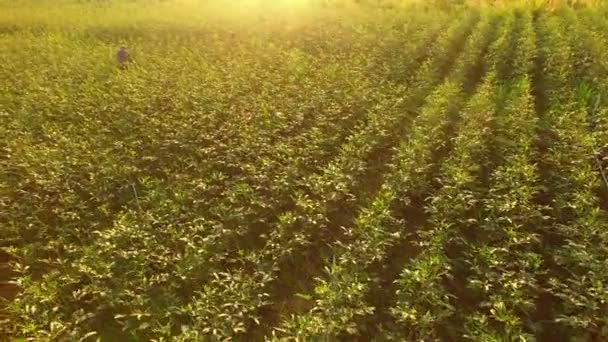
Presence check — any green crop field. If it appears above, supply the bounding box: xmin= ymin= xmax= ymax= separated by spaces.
xmin=1 ymin=0 xmax=608 ymax=340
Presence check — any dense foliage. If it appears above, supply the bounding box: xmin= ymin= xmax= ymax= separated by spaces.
xmin=1 ymin=0 xmax=607 ymax=340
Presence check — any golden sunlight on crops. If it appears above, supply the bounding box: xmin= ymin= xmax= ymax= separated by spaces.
xmin=1 ymin=0 xmax=607 ymax=340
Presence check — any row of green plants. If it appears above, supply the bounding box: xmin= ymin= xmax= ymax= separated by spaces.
xmin=462 ymin=10 xmax=544 ymax=339
xmin=389 ymin=11 xmax=528 ymax=340
xmin=567 ymin=6 xmax=608 ymax=203
xmin=533 ymin=9 xmax=608 ymax=339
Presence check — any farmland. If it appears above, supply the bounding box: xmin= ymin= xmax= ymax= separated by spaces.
xmin=1 ymin=0 xmax=608 ymax=340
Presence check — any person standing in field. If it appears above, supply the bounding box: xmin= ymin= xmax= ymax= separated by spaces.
xmin=117 ymin=46 xmax=129 ymax=68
